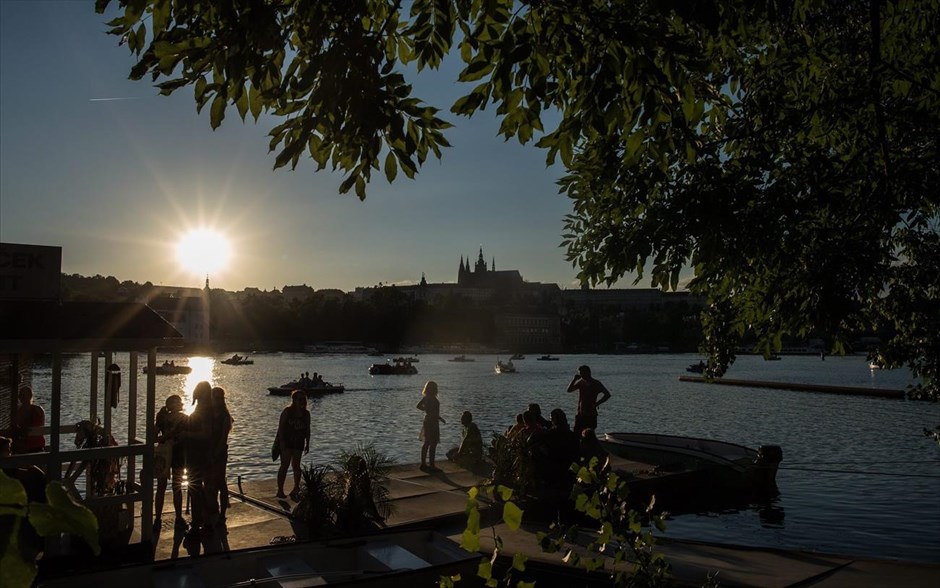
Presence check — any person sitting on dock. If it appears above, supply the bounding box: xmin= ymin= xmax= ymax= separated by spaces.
xmin=447 ymin=411 xmax=484 ymax=469
xmin=529 ymin=409 xmax=579 ymax=501
xmin=506 ymin=413 xmax=525 ymax=438
xmin=14 ymin=386 xmax=45 ymax=454
xmin=527 ymin=403 xmax=552 ymax=429
xmin=579 ymin=428 xmax=610 ymax=474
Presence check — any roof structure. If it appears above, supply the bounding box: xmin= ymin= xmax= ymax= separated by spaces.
xmin=0 ymin=300 xmax=183 ymax=352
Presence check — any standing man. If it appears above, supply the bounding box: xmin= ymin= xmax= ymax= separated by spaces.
xmin=567 ymin=365 xmax=611 ymax=436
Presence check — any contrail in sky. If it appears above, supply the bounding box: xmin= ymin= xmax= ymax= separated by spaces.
xmin=89 ymin=97 xmax=141 ymax=102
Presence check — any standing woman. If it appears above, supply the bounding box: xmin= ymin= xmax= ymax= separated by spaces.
xmin=186 ymin=381 xmax=216 ymax=532
xmin=209 ymin=387 xmax=234 ymax=521
xmin=417 ymin=381 xmax=446 ymax=472
xmin=275 ymin=390 xmax=310 ymax=500
xmin=154 ymin=394 xmax=187 ymax=531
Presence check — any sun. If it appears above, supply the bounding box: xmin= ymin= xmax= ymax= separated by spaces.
xmin=176 ymin=229 xmax=232 ymax=276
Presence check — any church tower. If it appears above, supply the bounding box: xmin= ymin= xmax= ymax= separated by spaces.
xmin=474 ymin=247 xmax=487 ymax=274
xmin=458 ymin=255 xmax=467 ymax=285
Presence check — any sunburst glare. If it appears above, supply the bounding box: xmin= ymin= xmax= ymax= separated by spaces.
xmin=176 ymin=229 xmax=232 ymax=277
xmin=182 ymin=356 xmax=215 ymax=412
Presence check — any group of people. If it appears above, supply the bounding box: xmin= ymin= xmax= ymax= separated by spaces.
xmin=298 ymin=371 xmax=326 ymax=386
xmin=153 ymin=381 xmax=233 ymax=544
xmin=416 ymin=364 xmax=612 ymax=473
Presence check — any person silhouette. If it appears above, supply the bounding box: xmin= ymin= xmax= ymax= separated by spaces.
xmin=417 ymin=381 xmax=446 ymax=472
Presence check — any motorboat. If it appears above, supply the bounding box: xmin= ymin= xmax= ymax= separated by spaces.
xmin=601 ymin=432 xmax=782 ymax=497
xmin=268 ymin=379 xmax=345 ymax=396
xmin=686 ymin=361 xmax=706 ymax=373
xmin=448 ymin=355 xmax=474 ymax=362
xmin=369 ymin=358 xmax=418 ymax=375
xmin=36 ymin=529 xmax=478 ymax=588
xmin=536 ymin=354 xmax=559 ymax=361
xmin=221 ymin=354 xmax=254 ymax=365
xmin=494 ymin=359 xmax=516 ymax=374
xmin=142 ymin=361 xmax=192 ymax=375
xmin=509 ymin=353 xmax=525 ymax=360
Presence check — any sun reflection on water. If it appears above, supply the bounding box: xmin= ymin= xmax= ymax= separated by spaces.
xmin=181 ymin=356 xmax=215 ymax=413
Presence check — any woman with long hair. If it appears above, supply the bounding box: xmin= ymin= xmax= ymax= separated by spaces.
xmin=275 ymin=390 xmax=310 ymax=500
xmin=209 ymin=386 xmax=234 ymax=520
xmin=416 ymin=381 xmax=446 ymax=472
xmin=186 ymin=381 xmax=215 ymax=532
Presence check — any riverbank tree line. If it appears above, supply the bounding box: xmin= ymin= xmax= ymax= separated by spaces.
xmin=60 ymin=273 xmax=707 ymax=352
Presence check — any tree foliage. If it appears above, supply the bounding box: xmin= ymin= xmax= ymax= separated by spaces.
xmin=98 ymin=0 xmax=939 ymax=397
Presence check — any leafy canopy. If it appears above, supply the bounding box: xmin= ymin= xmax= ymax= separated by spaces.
xmin=97 ymin=0 xmax=939 ymax=397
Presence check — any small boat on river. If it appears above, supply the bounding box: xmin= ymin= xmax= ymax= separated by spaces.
xmin=221 ymin=354 xmax=254 ymax=365
xmin=495 ymin=359 xmax=516 ymax=374
xmin=268 ymin=378 xmax=344 ymax=396
xmin=601 ymin=432 xmax=782 ymax=497
xmin=510 ymin=353 xmax=525 ymax=360
xmin=686 ymin=361 xmax=706 ymax=373
xmin=369 ymin=358 xmax=418 ymax=375
xmin=142 ymin=361 xmax=192 ymax=375
xmin=448 ymin=355 xmax=474 ymax=362
xmin=536 ymin=354 xmax=559 ymax=361
xmin=36 ymin=529 xmax=477 ymax=588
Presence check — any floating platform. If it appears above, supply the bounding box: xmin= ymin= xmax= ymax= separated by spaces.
xmin=679 ymin=376 xmax=906 ymax=399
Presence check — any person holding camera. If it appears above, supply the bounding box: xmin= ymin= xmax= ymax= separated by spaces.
xmin=566 ymin=365 xmax=611 ymax=435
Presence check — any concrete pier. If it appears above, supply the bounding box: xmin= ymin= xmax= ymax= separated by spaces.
xmin=131 ymin=460 xmax=939 ymax=587
xmin=679 ymin=375 xmax=907 ymax=399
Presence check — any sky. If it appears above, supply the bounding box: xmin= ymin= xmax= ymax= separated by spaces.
xmin=0 ymin=1 xmax=648 ymax=293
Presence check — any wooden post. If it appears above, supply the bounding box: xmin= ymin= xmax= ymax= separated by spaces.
xmin=140 ymin=348 xmax=156 ymax=542
xmin=103 ymin=352 xmax=112 ymax=438
xmin=128 ymin=352 xmax=138 ymax=523
xmin=49 ymin=352 xmax=61 ymax=482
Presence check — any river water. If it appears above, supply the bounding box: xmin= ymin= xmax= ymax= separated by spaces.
xmin=30 ymin=352 xmax=940 ymax=563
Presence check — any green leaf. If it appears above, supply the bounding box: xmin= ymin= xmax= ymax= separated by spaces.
xmin=458 ymin=58 xmax=494 ymax=82
xmin=460 ymin=527 xmax=480 ymax=552
xmin=477 ymin=558 xmax=493 ymax=580
xmin=502 ymin=501 xmax=523 ymax=531
xmin=511 ymin=552 xmax=527 ymax=571
xmin=384 ymin=152 xmax=398 ymax=182
xmin=28 ymin=482 xmax=100 ymax=555
xmin=210 ymin=93 xmax=226 ymax=130
xmin=0 ymin=517 xmax=37 ymax=588
xmin=495 ymin=485 xmax=513 ymax=501
xmin=248 ymin=84 xmax=263 ymax=121
xmin=235 ymin=86 xmax=249 ymax=121
xmin=0 ymin=470 xmax=27 ymax=509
